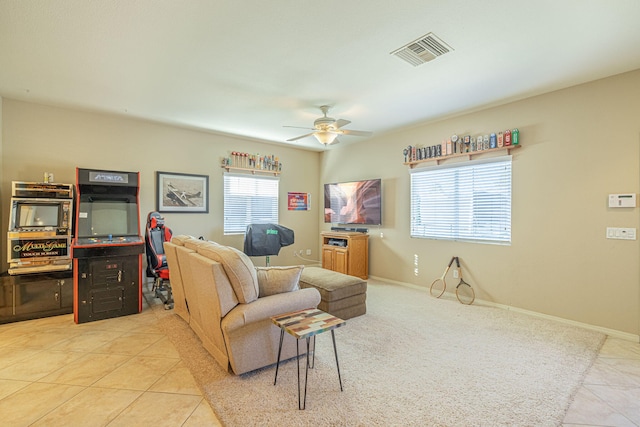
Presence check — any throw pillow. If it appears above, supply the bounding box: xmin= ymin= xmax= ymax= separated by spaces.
xmin=255 ymin=266 xmax=303 ymax=297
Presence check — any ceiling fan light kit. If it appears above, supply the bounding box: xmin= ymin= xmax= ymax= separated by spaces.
xmin=314 ymin=131 xmax=338 ymax=145
xmin=285 ymin=105 xmax=372 ymax=146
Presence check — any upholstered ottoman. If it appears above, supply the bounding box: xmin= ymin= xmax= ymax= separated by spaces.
xmin=299 ymin=267 xmax=367 ymax=320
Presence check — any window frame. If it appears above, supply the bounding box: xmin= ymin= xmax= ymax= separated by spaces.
xmin=223 ymin=173 xmax=279 ymax=235
xmin=409 ymin=155 xmax=512 ymax=245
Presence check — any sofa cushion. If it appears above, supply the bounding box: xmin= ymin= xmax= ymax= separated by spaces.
xmin=184 ymin=238 xmax=208 ymax=251
xmin=170 ymin=235 xmax=193 ymax=246
xmin=196 ymin=242 xmax=259 ymax=303
xmin=255 ymin=266 xmax=303 ymax=297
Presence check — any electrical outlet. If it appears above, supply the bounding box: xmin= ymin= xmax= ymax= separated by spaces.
xmin=306 ymin=249 xmax=311 ymax=255
xmin=453 ymin=269 xmax=459 ymax=279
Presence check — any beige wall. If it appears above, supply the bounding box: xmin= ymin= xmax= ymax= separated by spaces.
xmin=322 ymin=69 xmax=640 ymax=336
xmin=0 ymin=100 xmax=320 ymax=270
xmin=0 ymin=97 xmax=3 ymax=245
xmin=2 ymin=70 xmax=639 ymax=337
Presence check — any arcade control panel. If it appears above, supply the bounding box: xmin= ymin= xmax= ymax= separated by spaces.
xmin=74 ymin=236 xmax=143 ymax=246
xmin=72 ymin=236 xmax=143 ymax=262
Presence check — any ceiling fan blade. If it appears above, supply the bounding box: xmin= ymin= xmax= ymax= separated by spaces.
xmin=284 ymin=125 xmax=316 ymax=131
xmin=340 ymin=129 xmax=373 ymax=137
xmin=286 ymin=132 xmax=315 ymax=142
xmin=285 ymin=106 xmax=368 ymax=145
xmin=333 ymin=119 xmax=351 ymax=129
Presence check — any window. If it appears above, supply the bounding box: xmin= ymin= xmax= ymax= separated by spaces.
xmin=223 ymin=174 xmax=279 ymax=234
xmin=410 ymin=156 xmax=512 ymax=244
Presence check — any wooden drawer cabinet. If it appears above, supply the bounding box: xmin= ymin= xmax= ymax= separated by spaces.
xmin=322 ymin=246 xmax=348 ymax=273
xmin=0 ymin=271 xmax=73 ymax=324
xmin=321 ymin=231 xmax=369 ymax=279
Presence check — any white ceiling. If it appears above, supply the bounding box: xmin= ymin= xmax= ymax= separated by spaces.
xmin=1 ymin=1 xmax=639 ymax=151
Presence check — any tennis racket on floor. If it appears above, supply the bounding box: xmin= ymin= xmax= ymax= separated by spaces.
xmin=430 ymin=256 xmax=456 ymax=298
xmin=454 ymin=257 xmax=475 ymax=305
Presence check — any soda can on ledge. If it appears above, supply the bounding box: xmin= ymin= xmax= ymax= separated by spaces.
xmin=512 ymin=128 xmax=519 ymax=145
xmin=504 ymin=129 xmax=512 ymax=146
xmin=489 ymin=133 xmax=497 ymax=149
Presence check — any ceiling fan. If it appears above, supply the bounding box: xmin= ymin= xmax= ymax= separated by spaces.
xmin=285 ymin=105 xmax=373 ymax=145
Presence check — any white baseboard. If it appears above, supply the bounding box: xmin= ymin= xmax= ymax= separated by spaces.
xmin=368 ymin=275 xmax=640 ymax=343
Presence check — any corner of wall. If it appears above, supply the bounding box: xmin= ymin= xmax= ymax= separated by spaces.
xmin=0 ymin=96 xmax=4 ymax=273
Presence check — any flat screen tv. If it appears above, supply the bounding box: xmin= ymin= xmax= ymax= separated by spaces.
xmin=324 ymin=178 xmax=382 ymax=225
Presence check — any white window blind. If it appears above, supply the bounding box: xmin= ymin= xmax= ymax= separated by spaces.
xmin=410 ymin=156 xmax=512 ymax=244
xmin=223 ymin=173 xmax=279 ymax=234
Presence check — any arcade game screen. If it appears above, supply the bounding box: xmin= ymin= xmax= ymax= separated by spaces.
xmin=77 ymin=198 xmax=138 ymax=237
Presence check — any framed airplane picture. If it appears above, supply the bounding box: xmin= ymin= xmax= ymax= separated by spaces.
xmin=156 ymin=171 xmax=209 ymax=213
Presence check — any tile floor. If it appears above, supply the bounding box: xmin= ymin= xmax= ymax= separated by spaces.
xmin=0 ymin=279 xmax=638 ymax=426
xmin=0 ymin=280 xmax=222 ymax=427
xmin=564 ymin=336 xmax=640 ymax=426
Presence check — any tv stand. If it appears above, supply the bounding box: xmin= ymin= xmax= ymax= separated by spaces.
xmin=321 ymin=231 xmax=369 ymax=279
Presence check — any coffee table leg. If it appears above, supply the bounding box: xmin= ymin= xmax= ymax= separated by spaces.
xmin=309 ymin=335 xmax=316 ymax=369
xmin=296 ymin=338 xmax=304 ymax=409
xmin=274 ymin=329 xmax=284 ymax=385
xmin=302 ymin=337 xmax=311 ymax=409
xmin=331 ymin=329 xmax=343 ymax=391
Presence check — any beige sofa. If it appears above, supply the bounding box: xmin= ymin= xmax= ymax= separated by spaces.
xmin=164 ymin=235 xmax=321 ymax=375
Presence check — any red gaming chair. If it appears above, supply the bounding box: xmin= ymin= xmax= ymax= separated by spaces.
xmin=145 ymin=211 xmax=173 ymax=309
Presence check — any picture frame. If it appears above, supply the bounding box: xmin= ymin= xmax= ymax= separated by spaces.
xmin=156 ymin=171 xmax=209 ymax=213
xmin=288 ymin=192 xmax=311 ymax=210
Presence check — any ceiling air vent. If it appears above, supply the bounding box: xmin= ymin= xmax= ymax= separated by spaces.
xmin=391 ymin=32 xmax=453 ymax=66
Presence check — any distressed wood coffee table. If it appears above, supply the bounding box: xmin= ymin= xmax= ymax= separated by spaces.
xmin=271 ymin=308 xmax=346 ymax=409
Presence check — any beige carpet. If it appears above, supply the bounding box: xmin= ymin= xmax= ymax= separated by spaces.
xmin=155 ymin=280 xmax=605 ymax=426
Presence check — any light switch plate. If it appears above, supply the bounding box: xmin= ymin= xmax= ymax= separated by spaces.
xmin=609 ymin=194 xmax=637 ymax=208
xmin=606 ymin=227 xmax=637 ymax=240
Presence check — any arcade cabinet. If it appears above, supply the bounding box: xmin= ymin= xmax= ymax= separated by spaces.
xmin=1 ymin=181 xmax=74 ymax=324
xmin=72 ymin=168 xmax=144 ymax=324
